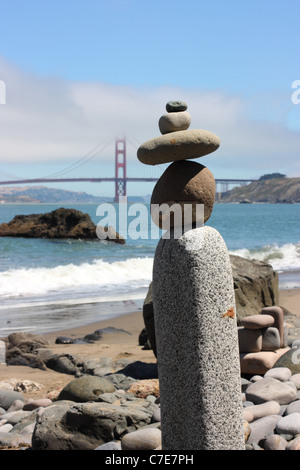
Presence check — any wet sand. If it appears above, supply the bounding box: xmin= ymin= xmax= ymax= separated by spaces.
xmin=0 ymin=288 xmax=299 ymax=400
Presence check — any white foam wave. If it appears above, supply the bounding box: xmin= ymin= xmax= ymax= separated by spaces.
xmin=0 ymin=257 xmax=154 ymax=299
xmin=229 ymin=242 xmax=300 ymax=272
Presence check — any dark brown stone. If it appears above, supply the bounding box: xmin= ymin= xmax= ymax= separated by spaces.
xmin=151 ymin=160 xmax=215 ymax=227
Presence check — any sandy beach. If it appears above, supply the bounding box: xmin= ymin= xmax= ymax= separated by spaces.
xmin=0 ymin=288 xmax=299 ymax=401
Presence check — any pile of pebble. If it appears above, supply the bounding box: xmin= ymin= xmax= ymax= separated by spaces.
xmin=239 ymin=306 xmax=292 ymax=375
xmin=0 ymin=366 xmax=299 ymax=450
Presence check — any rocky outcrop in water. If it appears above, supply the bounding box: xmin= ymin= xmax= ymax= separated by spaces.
xmin=0 ymin=208 xmax=125 ymax=243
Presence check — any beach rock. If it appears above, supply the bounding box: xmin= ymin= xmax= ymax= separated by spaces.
xmin=262 ymin=327 xmax=281 ymax=351
xmin=159 ymin=111 xmax=191 ymax=134
xmin=241 ymin=314 xmax=275 ymax=329
xmin=0 ymin=208 xmax=125 ymax=243
xmin=137 ymin=129 xmax=220 ymax=165
xmin=290 ymin=373 xmax=300 ymax=389
xmin=276 ymin=413 xmax=300 ymax=435
xmin=121 ymin=427 xmax=162 ymax=450
xmin=0 ymin=391 xmax=25 ymax=411
xmin=23 ymin=399 xmax=52 ymax=411
xmin=230 ymin=255 xmax=279 ymax=322
xmin=166 ymin=101 xmax=188 ymax=112
xmin=245 ymin=401 xmax=281 ymax=420
xmin=44 ymin=353 xmax=79 ymax=375
xmin=284 ymin=400 xmax=300 ymax=415
xmin=286 ymin=436 xmax=300 ymax=450
xmin=238 ymin=327 xmax=262 ymax=353
xmin=151 ymin=160 xmax=215 ymax=227
xmin=0 ymin=423 xmax=13 ymax=433
xmin=94 ymin=441 xmax=122 ymax=450
xmin=7 ymin=400 xmax=24 ymax=412
xmin=57 ymin=376 xmax=116 ymax=402
xmin=127 ymin=379 xmax=159 ymax=399
xmin=264 ymin=367 xmax=292 ymax=382
xmin=240 ymin=348 xmax=290 ymax=375
xmin=247 ymin=415 xmax=281 ymax=445
xmin=261 ymin=306 xmax=284 ymax=347
xmin=116 ymin=361 xmax=158 ymax=380
xmin=32 ymin=400 xmax=156 ymax=450
xmin=263 ymin=434 xmax=288 ymax=450
xmin=102 ymin=373 xmax=137 ymax=391
xmin=273 ymin=347 xmax=300 ymax=374
xmin=246 ymin=377 xmax=297 ymax=405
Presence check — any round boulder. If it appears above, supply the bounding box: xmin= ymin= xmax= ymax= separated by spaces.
xmin=57 ymin=376 xmax=116 ymax=403
xmin=151 ymin=160 xmax=215 ymax=228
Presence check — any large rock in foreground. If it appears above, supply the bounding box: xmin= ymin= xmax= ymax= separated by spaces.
xmin=0 ymin=208 xmax=125 ymax=243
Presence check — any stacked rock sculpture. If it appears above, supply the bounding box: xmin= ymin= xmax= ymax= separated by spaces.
xmin=137 ymin=101 xmax=245 ymax=450
xmin=239 ymin=306 xmax=290 ymax=375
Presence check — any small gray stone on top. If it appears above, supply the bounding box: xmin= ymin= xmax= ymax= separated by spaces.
xmin=166 ymin=101 xmax=187 ymax=112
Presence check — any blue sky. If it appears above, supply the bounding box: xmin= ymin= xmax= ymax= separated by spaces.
xmin=0 ymin=0 xmax=299 ymax=196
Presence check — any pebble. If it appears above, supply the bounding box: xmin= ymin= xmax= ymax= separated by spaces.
xmin=121 ymin=427 xmax=162 ymax=450
xmin=246 ymin=377 xmax=297 ymax=405
xmin=0 ymin=390 xmax=25 ymax=410
xmin=245 ymin=401 xmax=281 ymax=420
xmin=241 ymin=314 xmax=275 ymax=329
xmin=276 ymin=413 xmax=300 ymax=435
xmin=264 ymin=367 xmax=292 ymax=382
xmin=247 ymin=415 xmax=281 ymax=445
xmin=286 ymin=436 xmax=300 ymax=450
xmin=159 ymin=111 xmax=191 ymax=134
xmin=290 ymin=373 xmax=300 ymax=389
xmin=285 ymin=400 xmax=300 ymax=415
xmin=166 ymin=101 xmax=187 ymax=112
xmin=263 ymin=434 xmax=288 ymax=450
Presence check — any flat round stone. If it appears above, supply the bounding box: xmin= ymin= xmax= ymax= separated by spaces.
xmin=137 ymin=129 xmax=220 ymax=166
xmin=166 ymin=101 xmax=187 ymax=112
xmin=241 ymin=314 xmax=275 ymax=329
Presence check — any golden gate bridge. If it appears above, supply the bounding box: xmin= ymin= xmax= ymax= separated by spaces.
xmin=0 ymin=137 xmax=256 ymax=201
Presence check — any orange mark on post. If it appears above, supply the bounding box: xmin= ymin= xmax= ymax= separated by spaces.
xmin=222 ymin=307 xmax=235 ymax=319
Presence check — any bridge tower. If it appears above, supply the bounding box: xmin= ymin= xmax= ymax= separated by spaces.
xmin=114 ymin=137 xmax=127 ymax=202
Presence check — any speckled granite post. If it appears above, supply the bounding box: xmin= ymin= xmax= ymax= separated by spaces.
xmin=153 ymin=225 xmax=245 ymax=450
xmin=0 ymin=340 xmax=6 ymax=364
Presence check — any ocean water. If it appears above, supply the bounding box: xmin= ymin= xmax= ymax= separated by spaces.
xmin=0 ymin=202 xmax=299 ymax=335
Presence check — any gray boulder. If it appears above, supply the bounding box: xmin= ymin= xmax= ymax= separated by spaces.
xmin=57 ymin=376 xmax=116 ymax=402
xmin=32 ymin=399 xmax=157 ymax=450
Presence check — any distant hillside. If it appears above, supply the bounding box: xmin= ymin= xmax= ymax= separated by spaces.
xmin=220 ymin=177 xmax=300 ymax=203
xmin=0 ymin=186 xmax=110 ymax=203
xmin=0 ymin=186 xmax=150 ymax=204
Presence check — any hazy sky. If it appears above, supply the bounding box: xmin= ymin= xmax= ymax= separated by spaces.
xmin=0 ymin=0 xmax=299 ymax=196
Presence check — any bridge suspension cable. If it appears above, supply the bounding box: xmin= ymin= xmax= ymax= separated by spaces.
xmin=40 ymin=138 xmax=114 ymax=179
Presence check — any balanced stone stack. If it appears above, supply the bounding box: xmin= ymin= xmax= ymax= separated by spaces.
xmin=137 ymin=101 xmax=245 ymax=450
xmin=239 ymin=306 xmax=290 ymax=375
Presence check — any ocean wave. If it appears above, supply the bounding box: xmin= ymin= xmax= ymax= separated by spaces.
xmin=0 ymin=257 xmax=154 ymax=299
xmin=229 ymin=242 xmax=300 ymax=272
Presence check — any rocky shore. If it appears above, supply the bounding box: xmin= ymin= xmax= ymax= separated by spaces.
xmin=0 ymin=289 xmax=299 ymax=451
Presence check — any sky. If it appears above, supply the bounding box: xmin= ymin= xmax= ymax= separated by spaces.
xmin=0 ymin=0 xmax=299 ymax=197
